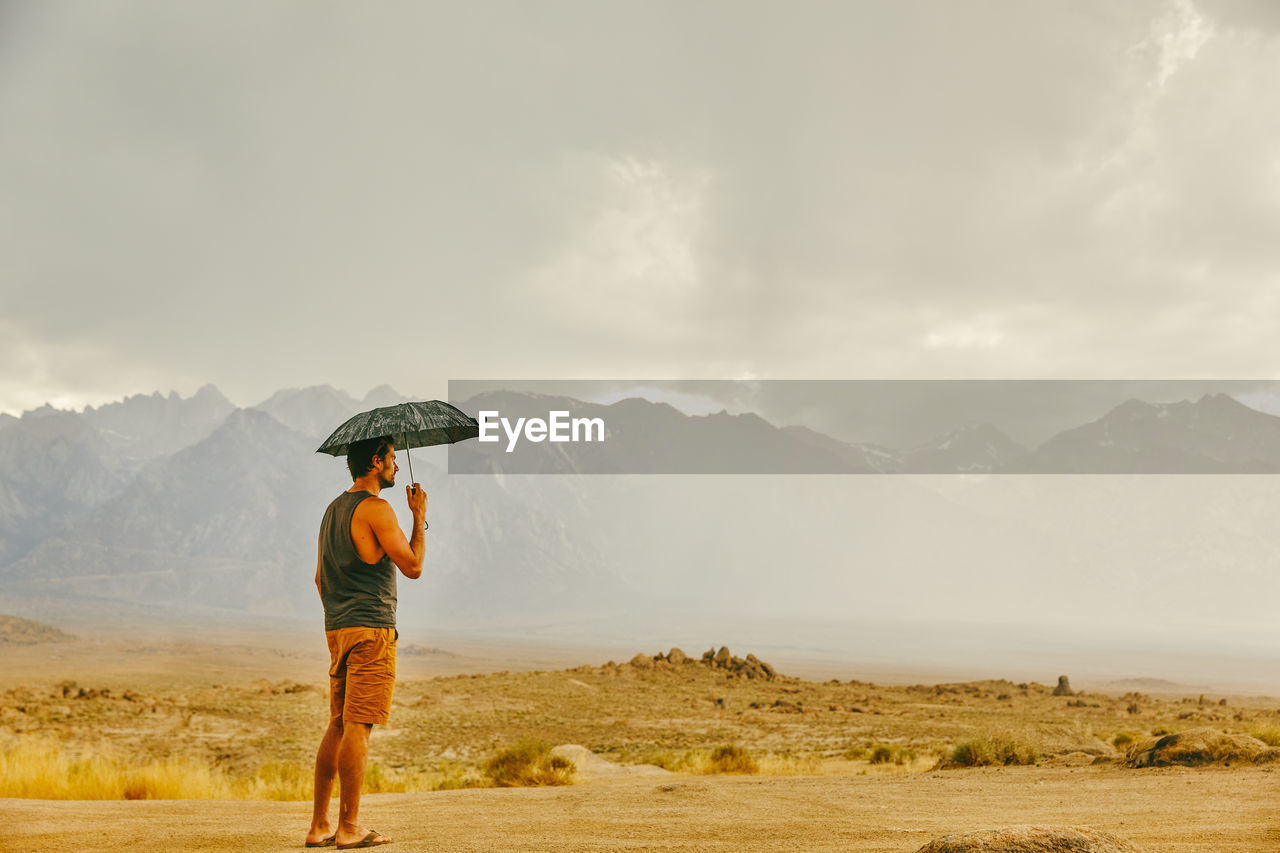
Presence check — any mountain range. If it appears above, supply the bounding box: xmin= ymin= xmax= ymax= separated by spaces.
xmin=1 ymin=385 xmax=1279 ymax=644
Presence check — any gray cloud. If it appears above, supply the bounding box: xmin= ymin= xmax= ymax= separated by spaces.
xmin=2 ymin=1 xmax=1277 ymax=414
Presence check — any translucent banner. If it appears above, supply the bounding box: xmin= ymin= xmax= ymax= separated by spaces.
xmin=446 ymin=380 xmax=1280 ymax=474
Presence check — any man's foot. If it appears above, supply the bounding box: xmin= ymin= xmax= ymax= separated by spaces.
xmin=336 ymin=830 xmax=392 ymax=849
xmin=304 ymin=830 xmax=336 ymax=847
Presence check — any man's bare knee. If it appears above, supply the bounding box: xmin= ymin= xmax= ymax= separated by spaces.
xmin=338 ymin=721 xmax=372 ymax=739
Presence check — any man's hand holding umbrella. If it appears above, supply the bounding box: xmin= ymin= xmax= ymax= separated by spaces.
xmin=405 ymin=475 xmax=427 ymax=529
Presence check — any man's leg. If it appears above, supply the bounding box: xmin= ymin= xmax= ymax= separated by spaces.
xmin=311 ymin=629 xmax=347 ymax=846
xmin=336 ymin=722 xmax=385 ymax=846
xmin=329 ymin=628 xmax=393 ymax=847
xmin=306 ymin=720 xmax=343 ymax=845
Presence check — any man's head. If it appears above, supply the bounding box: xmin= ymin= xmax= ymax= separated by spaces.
xmin=347 ymin=436 xmax=397 ymax=487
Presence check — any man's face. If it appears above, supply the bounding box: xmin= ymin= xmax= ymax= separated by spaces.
xmin=375 ymin=446 xmax=398 ymax=488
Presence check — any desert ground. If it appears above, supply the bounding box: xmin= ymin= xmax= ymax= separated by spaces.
xmin=1 ymin=620 xmax=1278 ymax=852
xmin=5 ymin=766 xmax=1278 ymax=852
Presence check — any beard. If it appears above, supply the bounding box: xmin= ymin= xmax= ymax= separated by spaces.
xmin=378 ymin=470 xmax=396 ymax=489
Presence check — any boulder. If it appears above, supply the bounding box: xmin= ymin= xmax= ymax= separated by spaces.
xmin=915 ymin=825 xmax=1143 ymax=852
xmin=741 ymin=653 xmax=772 ymax=680
xmin=628 ymin=653 xmax=654 ymax=670
xmin=1126 ymin=727 xmax=1280 ymax=767
xmin=713 ymin=646 xmax=731 ymax=667
xmin=754 ymin=655 xmax=776 ymax=679
xmin=549 ymin=744 xmax=672 ymax=780
xmin=667 ymin=647 xmax=688 ymax=665
xmin=1052 ymin=676 xmax=1074 ymax=697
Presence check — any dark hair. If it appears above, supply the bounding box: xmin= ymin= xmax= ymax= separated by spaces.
xmin=347 ymin=436 xmax=394 ymax=480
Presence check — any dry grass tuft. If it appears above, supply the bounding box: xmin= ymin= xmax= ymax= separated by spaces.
xmin=630 ymin=744 xmax=764 ymax=775
xmin=483 ymin=740 xmax=575 ymax=787
xmin=869 ymin=742 xmax=918 ymax=765
xmin=0 ymin=738 xmax=472 ymax=800
xmin=0 ymin=738 xmax=230 ymax=800
xmin=1112 ymin=731 xmax=1140 ymax=750
xmin=706 ymin=744 xmax=758 ymax=774
xmin=1251 ymin=726 xmax=1280 ymax=747
xmin=232 ymin=760 xmax=313 ymax=801
xmin=428 ymin=762 xmax=488 ymax=791
xmin=947 ymin=733 xmax=1039 ymax=768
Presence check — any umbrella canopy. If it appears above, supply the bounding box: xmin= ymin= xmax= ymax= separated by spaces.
xmin=316 ymin=400 xmax=479 ymax=457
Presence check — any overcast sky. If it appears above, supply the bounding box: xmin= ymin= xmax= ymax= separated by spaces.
xmin=3 ymin=0 xmax=1280 ymax=416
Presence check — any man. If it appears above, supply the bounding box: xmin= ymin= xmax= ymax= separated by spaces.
xmin=305 ymin=436 xmax=426 ymax=850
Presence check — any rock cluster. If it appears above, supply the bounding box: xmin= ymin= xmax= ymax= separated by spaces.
xmin=619 ymin=646 xmax=779 ymax=680
xmin=701 ymin=647 xmax=777 ymax=680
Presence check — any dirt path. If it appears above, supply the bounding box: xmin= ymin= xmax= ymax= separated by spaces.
xmin=2 ymin=765 xmax=1277 ymax=852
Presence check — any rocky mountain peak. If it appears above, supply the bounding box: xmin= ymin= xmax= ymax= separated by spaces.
xmin=252 ymin=385 xmax=362 ymax=440
xmin=362 ymin=385 xmax=409 ymax=407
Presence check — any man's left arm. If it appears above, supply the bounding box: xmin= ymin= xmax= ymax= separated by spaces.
xmin=367 ymin=485 xmax=427 ymax=579
xmin=314 ymin=532 xmax=323 ymax=598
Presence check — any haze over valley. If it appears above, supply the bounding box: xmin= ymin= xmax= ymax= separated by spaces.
xmin=2 ymin=383 xmax=1277 ymax=692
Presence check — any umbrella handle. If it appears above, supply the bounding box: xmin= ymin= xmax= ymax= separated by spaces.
xmin=406 ymin=446 xmax=416 ymax=491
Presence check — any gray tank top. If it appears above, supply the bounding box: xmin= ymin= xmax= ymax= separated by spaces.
xmin=318 ymin=490 xmax=397 ymax=630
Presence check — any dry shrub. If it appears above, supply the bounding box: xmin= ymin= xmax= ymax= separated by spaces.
xmin=639 ymin=745 xmax=760 ymax=775
xmin=1252 ymin=726 xmax=1280 ymax=747
xmin=869 ymin=743 xmax=917 ymax=765
xmin=707 ymin=744 xmax=758 ymax=774
xmin=1112 ymin=731 xmax=1139 ymax=750
xmin=483 ymin=740 xmax=574 ymax=787
xmin=948 ymin=733 xmax=1039 ymax=768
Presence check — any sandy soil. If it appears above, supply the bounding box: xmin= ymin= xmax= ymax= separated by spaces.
xmin=0 ymin=632 xmax=594 ymax=690
xmin=5 ymin=628 xmax=1280 ymax=852
xmin=2 ymin=765 xmax=1277 ymax=852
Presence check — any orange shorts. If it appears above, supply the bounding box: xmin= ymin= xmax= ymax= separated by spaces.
xmin=326 ymin=626 xmax=397 ymax=726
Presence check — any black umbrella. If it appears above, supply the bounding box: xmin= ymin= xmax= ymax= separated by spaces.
xmin=316 ymin=400 xmax=479 ymax=485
